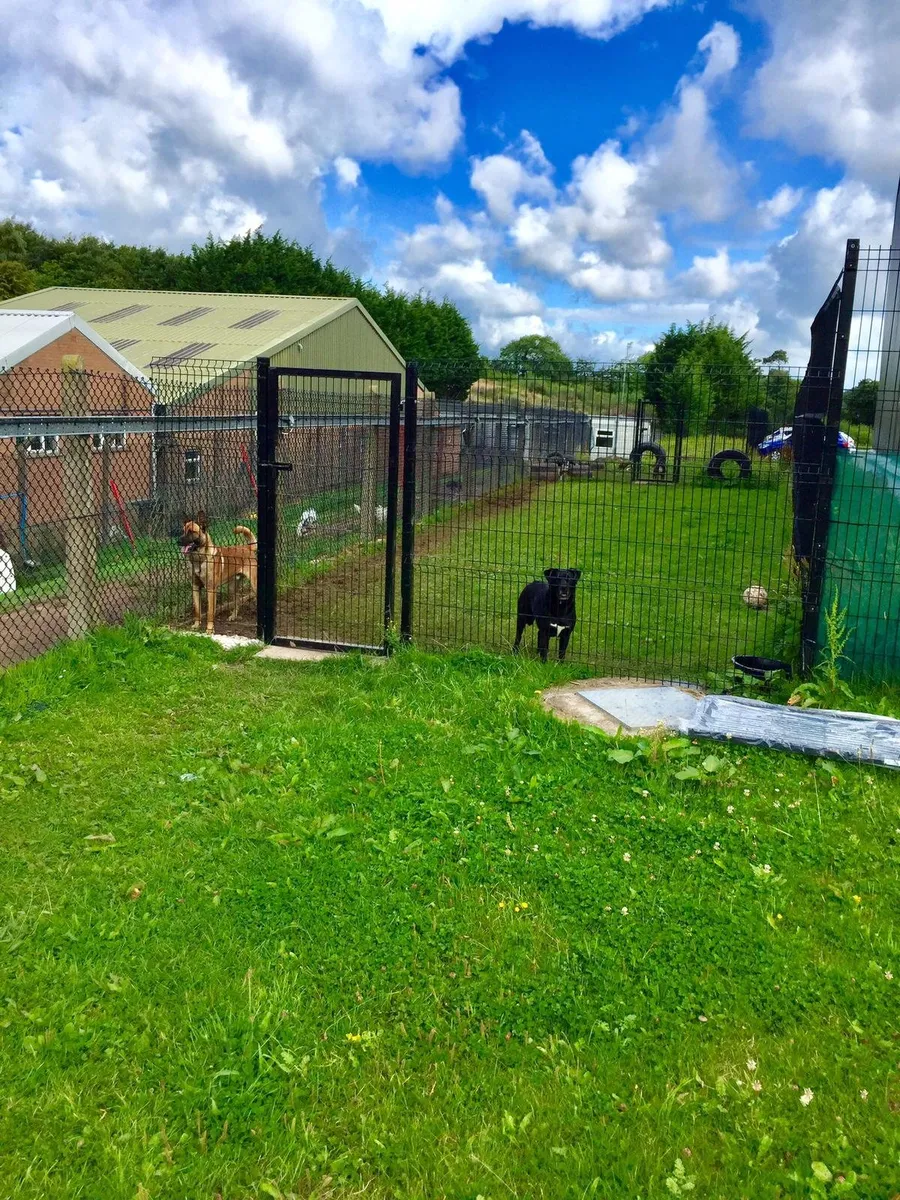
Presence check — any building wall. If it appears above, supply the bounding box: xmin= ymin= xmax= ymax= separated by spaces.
xmin=0 ymin=330 xmax=153 ymax=552
xmin=272 ymin=307 xmax=405 ymax=394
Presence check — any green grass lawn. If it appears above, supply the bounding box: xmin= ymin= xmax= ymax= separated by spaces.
xmin=1 ymin=625 xmax=897 ymax=1198
xmin=412 ymin=464 xmax=799 ymax=681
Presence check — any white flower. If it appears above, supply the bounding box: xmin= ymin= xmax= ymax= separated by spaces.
xmin=698 ymin=1015 xmax=708 ymax=1023
xmin=763 ymin=864 xmax=772 ymax=873
xmin=773 ymin=801 xmax=781 ymax=808
xmin=860 ymin=1089 xmax=868 ymax=1100
xmin=504 ymin=847 xmax=512 ymax=857
xmin=713 ymin=842 xmax=721 ymax=850
xmin=727 ymin=805 xmax=735 ymax=814
xmin=532 ymin=845 xmax=539 ymax=852
xmin=623 ymin=852 xmax=632 ymax=862
xmin=752 ymin=1080 xmax=762 ymax=1093
xmin=743 ymin=789 xmax=751 ymax=797
xmin=800 ymin=1088 xmax=814 ymax=1107
xmin=746 ymin=1058 xmax=757 ymax=1071
xmin=621 ymin=906 xmax=629 ymax=915
xmin=885 ymin=971 xmax=893 ymax=981
xmin=641 ymin=790 xmax=650 ymax=797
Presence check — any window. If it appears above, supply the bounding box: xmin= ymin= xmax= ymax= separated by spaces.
xmin=184 ymin=449 xmax=201 ymax=483
xmin=18 ymin=435 xmax=59 ymax=456
xmin=91 ymin=433 xmax=128 ymax=452
xmin=595 ymin=429 xmax=614 ymax=449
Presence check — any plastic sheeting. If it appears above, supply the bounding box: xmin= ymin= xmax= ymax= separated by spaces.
xmin=685 ymin=695 xmax=900 ymax=769
xmin=577 ymin=686 xmax=900 ymax=769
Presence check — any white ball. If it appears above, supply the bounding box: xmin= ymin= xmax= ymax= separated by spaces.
xmin=743 ymin=585 xmax=768 ymax=610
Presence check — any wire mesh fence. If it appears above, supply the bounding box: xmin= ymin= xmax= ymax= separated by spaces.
xmin=0 ymin=360 xmax=259 ymax=665
xmin=405 ymin=360 xmax=808 ymax=683
xmin=819 ymin=245 xmax=900 ymax=679
xmin=2 ymin=278 xmax=899 ymax=684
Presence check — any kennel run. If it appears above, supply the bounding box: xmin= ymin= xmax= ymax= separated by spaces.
xmin=1 ymin=237 xmax=898 ymax=681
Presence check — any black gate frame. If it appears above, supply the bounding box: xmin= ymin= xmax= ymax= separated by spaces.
xmin=796 ymin=238 xmax=859 ymax=674
xmin=255 ymin=360 xmax=407 ymax=654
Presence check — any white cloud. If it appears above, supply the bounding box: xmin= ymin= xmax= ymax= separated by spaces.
xmin=695 ymin=21 xmax=740 ymax=86
xmin=748 ymin=0 xmax=900 ymax=186
xmin=637 ymin=23 xmax=741 ymax=223
xmin=471 ymin=132 xmax=555 ymax=222
xmin=334 ymin=157 xmax=362 ymax=190
xmin=756 ymin=185 xmax=804 ymax=230
xmin=432 ymin=258 xmax=542 ymax=316
xmin=479 ymin=313 xmax=549 ymax=349
xmin=680 ymin=248 xmax=773 ymax=299
xmin=0 ymin=0 xmax=674 ymax=247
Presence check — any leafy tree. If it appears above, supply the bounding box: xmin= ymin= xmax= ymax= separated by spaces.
xmin=842 ymin=378 xmax=879 ymax=426
xmin=0 ymin=260 xmax=37 ymax=301
xmin=497 ymin=335 xmax=573 ymax=376
xmin=642 ymin=320 xmax=761 ymax=429
xmin=761 ymin=349 xmax=789 ymax=365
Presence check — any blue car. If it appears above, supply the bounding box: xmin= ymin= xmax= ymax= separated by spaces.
xmin=757 ymin=425 xmax=856 ymax=457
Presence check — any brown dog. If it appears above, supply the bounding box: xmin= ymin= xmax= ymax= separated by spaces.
xmin=179 ymin=513 xmax=257 ymax=633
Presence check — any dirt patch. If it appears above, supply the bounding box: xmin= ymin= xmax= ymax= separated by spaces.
xmin=0 ymin=580 xmax=143 ymax=668
xmin=540 ymin=677 xmax=704 ymax=736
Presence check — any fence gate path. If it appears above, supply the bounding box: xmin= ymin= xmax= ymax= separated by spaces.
xmin=256 ymin=362 xmax=403 ymax=653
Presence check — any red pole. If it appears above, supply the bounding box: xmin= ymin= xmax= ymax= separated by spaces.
xmin=240 ymin=442 xmax=259 ymax=499
xmin=109 ymin=478 xmax=137 ymax=552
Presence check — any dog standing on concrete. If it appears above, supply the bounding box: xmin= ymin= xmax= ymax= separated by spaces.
xmin=514 ymin=568 xmax=582 ymax=662
xmin=180 ymin=513 xmax=257 ymax=633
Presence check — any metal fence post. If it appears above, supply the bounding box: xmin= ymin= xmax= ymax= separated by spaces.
xmin=800 ymin=238 xmax=859 ymax=674
xmin=383 ymin=374 xmax=402 ymax=646
xmin=255 ymin=357 xmax=277 ymax=643
xmin=400 ymin=364 xmax=418 ymax=642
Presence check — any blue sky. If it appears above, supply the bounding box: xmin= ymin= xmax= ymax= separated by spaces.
xmin=2 ymin=0 xmax=898 ymax=362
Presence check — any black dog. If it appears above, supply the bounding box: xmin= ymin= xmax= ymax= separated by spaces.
xmin=513 ymin=568 xmax=581 ymax=662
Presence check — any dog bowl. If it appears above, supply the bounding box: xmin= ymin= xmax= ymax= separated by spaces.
xmin=732 ymin=654 xmax=792 ymax=680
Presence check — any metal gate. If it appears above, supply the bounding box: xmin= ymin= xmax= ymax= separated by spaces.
xmin=255 ymin=362 xmax=404 ymax=652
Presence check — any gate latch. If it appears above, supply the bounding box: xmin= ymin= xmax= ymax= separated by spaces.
xmin=260 ymin=461 xmax=293 ymax=472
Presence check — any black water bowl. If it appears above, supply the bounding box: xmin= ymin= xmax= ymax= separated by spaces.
xmin=732 ymin=654 xmax=793 ymax=680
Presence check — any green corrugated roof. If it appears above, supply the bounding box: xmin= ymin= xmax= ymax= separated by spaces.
xmin=0 ymin=287 xmax=403 ymax=376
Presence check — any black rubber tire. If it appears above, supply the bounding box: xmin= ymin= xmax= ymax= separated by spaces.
xmin=629 ymin=441 xmax=667 ymax=475
xmin=707 ymin=448 xmax=752 ymax=480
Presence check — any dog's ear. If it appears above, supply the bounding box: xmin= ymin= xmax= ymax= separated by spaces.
xmin=568 ymin=569 xmax=582 ymax=583
xmin=543 ymin=568 xmax=558 ymax=581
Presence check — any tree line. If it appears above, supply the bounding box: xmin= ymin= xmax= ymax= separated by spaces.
xmin=0 ymin=220 xmax=481 ymax=398
xmin=492 ymin=327 xmax=879 ymax=429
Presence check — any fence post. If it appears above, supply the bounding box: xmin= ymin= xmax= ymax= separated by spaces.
xmin=383 ymin=374 xmax=402 ymax=644
xmin=400 ymin=364 xmax=418 ymax=642
xmin=60 ymin=355 xmax=99 ymax=639
xmin=800 ymin=238 xmax=859 ymax=674
xmin=255 ymin=357 xmax=277 ymax=643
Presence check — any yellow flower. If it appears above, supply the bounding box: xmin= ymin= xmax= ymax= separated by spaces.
xmin=346 ymin=1033 xmax=362 ymax=1043
xmin=514 ymin=906 xmax=520 ymax=912
xmin=521 ymin=902 xmax=529 ymax=909
xmin=853 ymin=895 xmax=862 ymax=904
xmin=498 ymin=901 xmax=506 ymax=909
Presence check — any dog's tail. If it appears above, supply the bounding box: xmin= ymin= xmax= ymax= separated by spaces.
xmin=233 ymin=525 xmax=257 ymax=546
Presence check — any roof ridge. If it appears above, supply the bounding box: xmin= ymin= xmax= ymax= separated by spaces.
xmin=21 ymin=287 xmax=356 ymax=302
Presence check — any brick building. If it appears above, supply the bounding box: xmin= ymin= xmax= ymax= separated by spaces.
xmin=0 ymin=310 xmax=154 ymax=563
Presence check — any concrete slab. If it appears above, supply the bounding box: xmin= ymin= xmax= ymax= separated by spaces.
xmin=540 ymin=677 xmax=703 ymax=735
xmin=255 ymin=645 xmax=339 ymax=663
xmin=578 ymin=685 xmax=700 ymax=732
